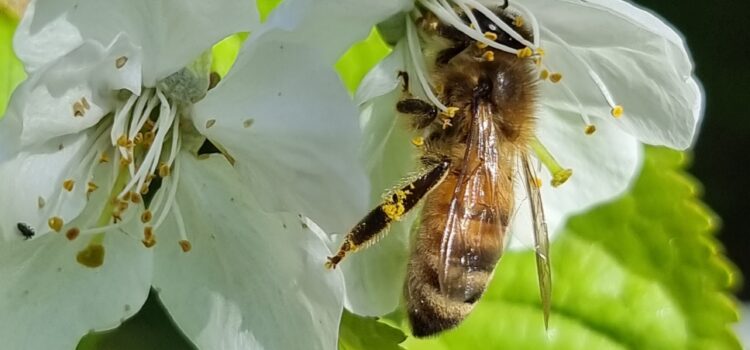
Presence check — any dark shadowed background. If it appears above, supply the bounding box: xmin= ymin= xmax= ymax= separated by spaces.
xmin=633 ymin=0 xmax=750 ymax=300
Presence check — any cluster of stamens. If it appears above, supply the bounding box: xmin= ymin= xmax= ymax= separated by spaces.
xmin=40 ymin=67 xmax=195 ymax=266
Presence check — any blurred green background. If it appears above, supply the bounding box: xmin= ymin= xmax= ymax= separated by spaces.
xmin=632 ymin=0 xmax=750 ymax=301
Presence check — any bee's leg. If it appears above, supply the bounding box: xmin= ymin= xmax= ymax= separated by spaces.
xmin=397 ymin=98 xmax=439 ymax=129
xmin=325 ymin=159 xmax=452 ymax=269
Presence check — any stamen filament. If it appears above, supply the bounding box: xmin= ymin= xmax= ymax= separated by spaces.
xmin=530 ymin=137 xmax=572 ymax=187
xmin=406 ymin=15 xmax=450 ymax=112
xmin=458 ymin=0 xmax=537 ymax=49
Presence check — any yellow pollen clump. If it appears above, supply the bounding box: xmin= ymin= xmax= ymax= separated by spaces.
xmin=549 ymin=73 xmax=563 ymax=83
xmin=611 ymin=105 xmax=624 ymax=118
xmin=382 ymin=190 xmax=408 ymax=221
xmin=99 ymin=152 xmax=110 ymax=164
xmin=179 ymin=240 xmax=192 ymax=253
xmin=442 ymin=107 xmax=459 ymax=118
xmin=65 ymin=228 xmax=80 ymax=241
xmin=63 ymin=179 xmax=75 ymax=192
xmin=482 ymin=51 xmax=495 ymax=62
xmin=513 ymin=16 xmax=525 ymax=27
xmin=141 ymin=210 xmax=153 ymax=223
xmin=535 ymin=48 xmax=546 ymax=57
xmin=158 ymin=163 xmax=171 ymax=177
xmin=115 ymin=56 xmax=128 ymax=69
xmin=484 ymin=31 xmax=498 ymax=41
xmin=76 ymin=243 xmax=105 ymax=268
xmin=539 ymin=69 xmax=550 ymax=80
xmin=411 ymin=136 xmax=425 ymax=147
xmin=73 ymin=101 xmax=85 ymax=117
xmin=130 ymin=192 xmax=142 ymax=204
xmin=517 ymin=47 xmax=533 ymax=58
xmin=585 ymin=125 xmax=597 ymax=135
xmin=48 ymin=216 xmax=63 ymax=232
xmin=551 ymin=169 xmax=573 ymax=188
xmin=133 ymin=133 xmax=144 ymax=145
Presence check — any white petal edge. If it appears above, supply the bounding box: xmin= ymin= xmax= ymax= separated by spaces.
xmin=24 ymin=0 xmax=259 ymax=85
xmin=194 ymin=34 xmax=368 ymax=234
xmin=152 ymin=153 xmax=345 ymax=350
xmin=522 ymin=0 xmax=702 ymax=149
xmin=507 ymin=108 xmax=642 ymax=249
xmin=0 ymin=230 xmax=152 ymax=350
xmin=263 ymin=0 xmax=412 ymax=65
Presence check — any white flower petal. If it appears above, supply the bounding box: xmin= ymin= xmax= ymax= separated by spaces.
xmin=13 ymin=1 xmax=83 ymax=73
xmin=0 ymin=232 xmax=152 ymax=350
xmin=339 ymin=89 xmax=419 ymax=316
xmin=508 ymin=108 xmax=642 ymax=249
xmin=24 ymin=0 xmax=259 ymax=85
xmin=525 ymin=0 xmax=701 ymax=149
xmin=153 ymin=154 xmax=344 ymax=350
xmin=264 ymin=0 xmax=411 ymax=64
xmin=4 ymin=33 xmax=142 ymax=147
xmin=194 ymin=34 xmax=368 ymax=233
xmin=0 ymin=130 xmax=102 ymax=240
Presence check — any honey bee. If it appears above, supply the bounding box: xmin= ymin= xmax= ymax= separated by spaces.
xmin=326 ymin=1 xmax=551 ymax=337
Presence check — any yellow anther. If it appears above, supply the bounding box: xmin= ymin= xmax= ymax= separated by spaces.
xmin=517 ymin=47 xmax=533 ymax=58
xmin=48 ymin=216 xmax=63 ymax=232
xmin=534 ymin=177 xmax=543 ymax=188
xmin=112 ymin=210 xmax=122 ymax=224
xmin=99 ymin=152 xmax=110 ymax=164
xmin=482 ymin=51 xmax=495 ymax=62
xmin=141 ymin=210 xmax=153 ymax=223
xmin=411 ymin=136 xmax=425 ymax=147
xmin=115 ymin=56 xmax=128 ymax=69
xmin=76 ymin=243 xmax=105 ymax=268
xmin=65 ymin=228 xmax=80 ymax=241
xmin=116 ymin=200 xmax=129 ymax=213
xmin=63 ymin=179 xmax=75 ymax=192
xmin=130 ymin=192 xmax=142 ymax=204
xmin=143 ymin=131 xmax=155 ymax=146
xmin=611 ymin=105 xmax=624 ymax=118
xmin=144 ymin=119 xmax=156 ymax=131
xmin=484 ymin=31 xmax=498 ymax=41
xmin=179 ymin=240 xmax=192 ymax=253
xmin=551 ymin=169 xmax=573 ymax=188
xmin=513 ymin=16 xmax=525 ymax=27
xmin=476 ymin=41 xmax=488 ymax=49
xmin=133 ymin=133 xmax=143 ymax=145
xmin=119 ymin=156 xmax=132 ymax=168
xmin=140 ymin=184 xmax=150 ymax=195
xmin=72 ymin=101 xmax=85 ymax=117
xmin=549 ymin=73 xmax=563 ymax=83
xmin=441 ymin=107 xmax=460 ymax=118
xmin=87 ymin=181 xmax=98 ymax=193
xmin=205 ymin=119 xmax=216 ymax=129
xmin=143 ymin=226 xmax=154 ymax=242
xmin=142 ymin=237 xmax=156 ymax=248
xmin=539 ymin=69 xmax=550 ymax=80
xmin=158 ymin=163 xmax=171 ymax=177
xmin=116 ymin=134 xmax=130 ymax=147
xmin=535 ymin=48 xmax=546 ymax=57
xmin=584 ymin=125 xmax=597 ymax=135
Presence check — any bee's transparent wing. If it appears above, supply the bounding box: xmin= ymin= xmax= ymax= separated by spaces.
xmin=522 ymin=154 xmax=552 ymax=328
xmin=438 ymin=104 xmax=506 ymax=302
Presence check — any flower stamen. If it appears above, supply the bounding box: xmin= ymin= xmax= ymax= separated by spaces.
xmin=530 ymin=137 xmax=572 ymax=187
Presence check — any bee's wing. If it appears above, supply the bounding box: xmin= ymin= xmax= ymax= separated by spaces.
xmin=438 ymin=104 xmax=506 ymax=302
xmin=522 ymin=154 xmax=551 ymax=328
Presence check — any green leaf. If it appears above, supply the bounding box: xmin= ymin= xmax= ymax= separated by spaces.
xmin=335 ymin=28 xmax=391 ymax=93
xmin=0 ymin=9 xmax=25 ymax=117
xmin=401 ymin=147 xmax=741 ymax=350
xmin=339 ymin=310 xmax=407 ymax=350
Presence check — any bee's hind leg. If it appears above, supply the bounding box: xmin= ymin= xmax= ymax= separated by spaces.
xmin=325 ymin=159 xmax=451 ymax=269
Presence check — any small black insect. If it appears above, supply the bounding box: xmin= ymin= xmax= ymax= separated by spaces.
xmin=17 ymin=222 xmax=35 ymax=240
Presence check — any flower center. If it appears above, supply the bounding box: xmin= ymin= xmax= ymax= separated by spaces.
xmin=43 ymin=64 xmax=211 ymax=267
